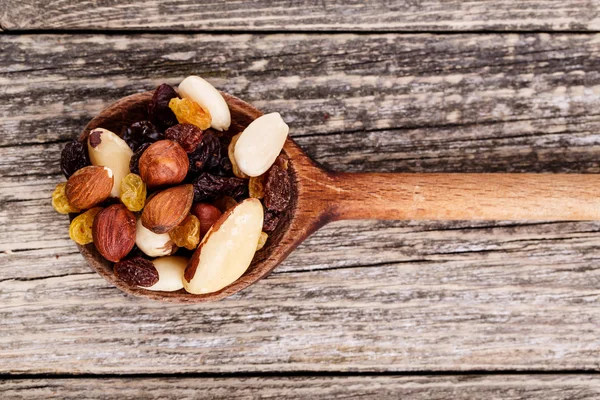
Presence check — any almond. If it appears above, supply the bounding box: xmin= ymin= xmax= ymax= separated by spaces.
xmin=234 ymin=112 xmax=289 ymax=177
xmin=178 ymin=76 xmax=231 ymax=131
xmin=65 ymin=166 xmax=114 ymax=209
xmin=139 ymin=140 xmax=189 ymax=188
xmin=92 ymin=204 xmax=136 ymax=262
xmin=87 ymin=128 xmax=133 ymax=197
xmin=141 ymin=185 xmax=194 ymax=234
xmin=183 ymin=198 xmax=263 ymax=295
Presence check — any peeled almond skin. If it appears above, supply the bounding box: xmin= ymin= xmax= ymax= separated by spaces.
xmin=141 ymin=184 xmax=194 ymax=234
xmin=87 ymin=128 xmax=133 ymax=197
xmin=135 ymin=217 xmax=177 ymax=258
xmin=234 ymin=113 xmax=289 ymax=177
xmin=177 ymin=76 xmax=231 ymax=131
xmin=146 ymin=256 xmax=188 ymax=292
xmin=183 ymin=198 xmax=263 ymax=295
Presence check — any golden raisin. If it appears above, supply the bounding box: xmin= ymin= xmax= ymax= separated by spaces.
xmin=169 ymin=214 xmax=201 ymax=250
xmin=249 ymin=175 xmax=265 ymax=199
xmin=69 ymin=207 xmax=103 ymax=245
xmin=52 ymin=182 xmax=81 ymax=214
xmin=256 ymin=231 xmax=268 ymax=251
xmin=228 ymin=133 xmax=249 ymax=178
xmin=169 ymin=98 xmax=211 ymax=130
xmin=120 ymin=173 xmax=147 ymax=212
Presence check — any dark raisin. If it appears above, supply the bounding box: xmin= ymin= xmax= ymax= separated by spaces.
xmin=129 ymin=142 xmax=151 ymax=175
xmin=213 ymin=156 xmax=233 ymax=176
xmin=148 ymin=84 xmax=179 ymax=131
xmin=264 ymin=164 xmax=291 ymax=212
xmin=114 ymin=257 xmax=159 ymax=287
xmin=192 ymin=172 xmax=246 ymax=202
xmin=121 ymin=120 xmax=164 ymax=151
xmin=188 ymin=132 xmax=221 ymax=175
xmin=165 ymin=124 xmax=204 ymax=153
xmin=60 ymin=140 xmax=90 ymax=179
xmin=263 ymin=209 xmax=281 ymax=233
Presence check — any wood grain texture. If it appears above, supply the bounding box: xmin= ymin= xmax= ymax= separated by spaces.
xmin=2 ymin=375 xmax=600 ymax=399
xmin=1 ymin=0 xmax=599 ymax=32
xmin=3 ymin=33 xmax=600 ymax=373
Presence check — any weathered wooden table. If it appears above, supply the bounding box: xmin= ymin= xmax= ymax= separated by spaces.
xmin=2 ymin=1 xmax=600 ymax=398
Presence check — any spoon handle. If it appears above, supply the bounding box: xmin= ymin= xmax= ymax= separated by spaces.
xmin=324 ymin=173 xmax=600 ymax=221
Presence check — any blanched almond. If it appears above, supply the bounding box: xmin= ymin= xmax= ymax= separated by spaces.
xmin=177 ymin=76 xmax=231 ymax=131
xmin=183 ymin=198 xmax=263 ymax=294
xmin=135 ymin=217 xmax=177 ymax=257
xmin=146 ymin=256 xmax=188 ymax=292
xmin=234 ymin=112 xmax=289 ymax=177
xmin=87 ymin=128 xmax=133 ymax=197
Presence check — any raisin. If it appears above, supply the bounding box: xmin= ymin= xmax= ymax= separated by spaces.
xmin=228 ymin=133 xmax=249 ymax=178
xmin=69 ymin=207 xmax=103 ymax=245
xmin=148 ymin=84 xmax=179 ymax=131
xmin=114 ymin=257 xmax=159 ymax=287
xmin=52 ymin=182 xmax=81 ymax=214
xmin=263 ymin=209 xmax=281 ymax=233
xmin=215 ymin=156 xmax=233 ymax=176
xmin=129 ymin=142 xmax=151 ymax=175
xmin=192 ymin=172 xmax=246 ymax=202
xmin=264 ymin=164 xmax=291 ymax=212
xmin=249 ymin=175 xmax=266 ymax=199
xmin=169 ymin=97 xmax=211 ymax=130
xmin=169 ymin=214 xmax=201 ymax=250
xmin=121 ymin=120 xmax=164 ymax=151
xmin=256 ymin=231 xmax=268 ymax=251
xmin=120 ymin=173 xmax=147 ymax=212
xmin=188 ymin=132 xmax=221 ymax=175
xmin=165 ymin=124 xmax=204 ymax=153
xmin=60 ymin=140 xmax=90 ymax=179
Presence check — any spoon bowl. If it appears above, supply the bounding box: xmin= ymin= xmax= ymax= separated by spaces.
xmin=78 ymin=91 xmax=325 ymax=303
xmin=78 ymin=91 xmax=600 ymax=302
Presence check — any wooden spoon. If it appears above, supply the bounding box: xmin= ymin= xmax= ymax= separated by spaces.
xmin=78 ymin=91 xmax=600 ymax=303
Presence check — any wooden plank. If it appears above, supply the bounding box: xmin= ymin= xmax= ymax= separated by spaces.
xmin=1 ymin=0 xmax=599 ymax=32
xmin=3 ymin=33 xmax=600 ymax=373
xmin=2 ymin=375 xmax=600 ymax=399
xmin=3 ymin=33 xmax=600 ymax=148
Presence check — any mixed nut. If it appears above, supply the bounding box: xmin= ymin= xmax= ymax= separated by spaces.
xmin=52 ymin=76 xmax=292 ymax=295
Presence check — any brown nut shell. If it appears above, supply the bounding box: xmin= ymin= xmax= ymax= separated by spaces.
xmin=65 ymin=166 xmax=114 ymax=209
xmin=139 ymin=140 xmax=189 ymax=188
xmin=92 ymin=204 xmax=136 ymax=262
xmin=191 ymin=203 xmax=223 ymax=239
xmin=141 ymin=184 xmax=194 ymax=234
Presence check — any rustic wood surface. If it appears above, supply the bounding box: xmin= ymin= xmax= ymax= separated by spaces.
xmin=2 ymin=375 xmax=600 ymax=399
xmin=2 ymin=2 xmax=600 ymax=397
xmin=1 ymin=0 xmax=599 ymax=32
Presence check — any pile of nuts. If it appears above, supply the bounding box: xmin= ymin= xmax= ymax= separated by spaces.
xmin=52 ymin=76 xmax=291 ymax=295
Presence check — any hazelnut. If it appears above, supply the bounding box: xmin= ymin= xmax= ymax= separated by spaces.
xmin=141 ymin=185 xmax=194 ymax=234
xmin=65 ymin=166 xmax=114 ymax=209
xmin=191 ymin=203 xmax=222 ymax=239
xmin=139 ymin=140 xmax=189 ymax=188
xmin=92 ymin=204 xmax=136 ymax=262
